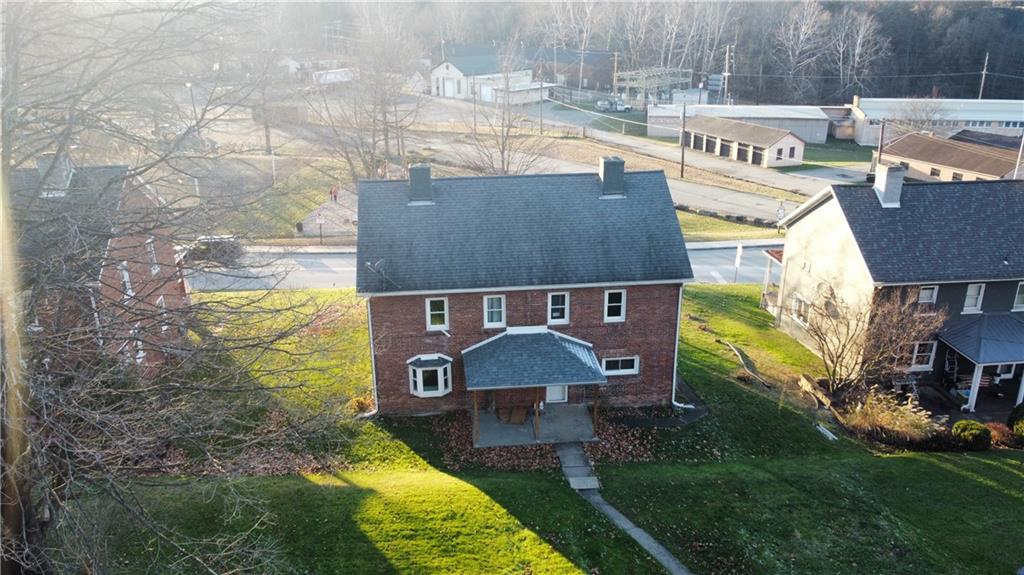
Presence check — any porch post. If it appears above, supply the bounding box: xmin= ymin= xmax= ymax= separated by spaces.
xmin=1016 ymin=372 xmax=1024 ymax=407
xmin=966 ymin=363 xmax=983 ymax=412
xmin=473 ymin=391 xmax=480 ymax=444
xmin=533 ymin=388 xmax=541 ymax=440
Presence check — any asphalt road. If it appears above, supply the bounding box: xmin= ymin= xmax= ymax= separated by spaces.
xmin=187 ymin=245 xmax=781 ymax=292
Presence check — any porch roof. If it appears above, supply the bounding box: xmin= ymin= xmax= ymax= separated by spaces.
xmin=939 ymin=313 xmax=1024 ymax=365
xmin=462 ymin=328 xmax=608 ymax=391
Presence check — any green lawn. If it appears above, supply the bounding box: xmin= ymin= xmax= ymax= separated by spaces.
xmin=677 ymin=210 xmax=783 ymax=243
xmin=111 ymin=286 xmax=1024 ymax=574
xmin=597 ymin=285 xmax=1024 ymax=574
xmin=801 ymin=138 xmax=874 ymax=167
xmin=223 ymin=162 xmax=345 ymax=239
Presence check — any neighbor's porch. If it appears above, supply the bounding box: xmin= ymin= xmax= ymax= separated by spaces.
xmin=920 ymin=314 xmax=1024 ymax=421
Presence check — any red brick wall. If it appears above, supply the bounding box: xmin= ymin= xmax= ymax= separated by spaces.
xmin=369 ymin=283 xmax=682 ymax=414
xmin=96 ymin=183 xmax=190 ymax=371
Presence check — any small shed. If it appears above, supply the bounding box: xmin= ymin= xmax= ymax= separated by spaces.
xmin=683 ymin=116 xmax=805 ymax=168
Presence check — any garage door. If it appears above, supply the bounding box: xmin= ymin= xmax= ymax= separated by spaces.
xmin=480 ymin=85 xmax=494 ymax=103
xmin=443 ymin=79 xmax=456 ymax=98
xmin=752 ymin=147 xmax=764 ymax=166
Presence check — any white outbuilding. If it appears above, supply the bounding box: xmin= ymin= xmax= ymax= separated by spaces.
xmin=683 ymin=115 xmax=805 ymax=167
xmin=648 ymin=104 xmax=830 ymax=144
xmin=430 ymin=55 xmax=546 ymax=104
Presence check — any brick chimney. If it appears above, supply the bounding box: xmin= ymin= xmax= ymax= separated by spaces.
xmin=408 ymin=163 xmax=433 ymax=203
xmin=599 ymin=156 xmax=625 ymax=196
xmin=874 ymin=164 xmax=905 ymax=208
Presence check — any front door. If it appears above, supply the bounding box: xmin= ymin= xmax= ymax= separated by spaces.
xmin=546 ymin=385 xmax=568 ymax=403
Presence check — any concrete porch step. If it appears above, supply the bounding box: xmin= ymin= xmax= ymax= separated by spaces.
xmin=561 ymin=464 xmax=594 ymax=478
xmin=568 ymin=476 xmax=601 ymax=490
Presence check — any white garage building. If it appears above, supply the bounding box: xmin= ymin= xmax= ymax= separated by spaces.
xmin=430 ymin=55 xmax=548 ymax=105
xmin=683 ymin=115 xmax=805 ymax=168
xmin=648 ymin=104 xmax=830 ymax=143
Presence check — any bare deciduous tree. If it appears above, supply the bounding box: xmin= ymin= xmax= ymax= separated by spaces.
xmin=773 ymin=0 xmax=829 ymax=103
xmin=804 ymin=287 xmax=947 ymax=403
xmin=829 ymin=7 xmax=890 ymax=99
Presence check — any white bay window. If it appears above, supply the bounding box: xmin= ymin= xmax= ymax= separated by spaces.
xmin=408 ymin=353 xmax=453 ymax=398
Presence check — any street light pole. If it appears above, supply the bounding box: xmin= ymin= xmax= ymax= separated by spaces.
xmin=679 ymin=103 xmax=687 ymax=179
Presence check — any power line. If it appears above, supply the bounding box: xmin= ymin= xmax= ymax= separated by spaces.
xmin=728 ymin=71 xmax=986 ymax=80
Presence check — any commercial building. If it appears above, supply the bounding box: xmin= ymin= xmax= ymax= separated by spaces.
xmin=848 ymin=96 xmax=1024 ymax=146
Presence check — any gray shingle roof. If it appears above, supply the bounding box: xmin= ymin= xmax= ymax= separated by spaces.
xmin=686 ymin=115 xmax=796 ymax=147
xmin=883 ymin=133 xmax=1017 ymax=177
xmin=829 ymin=180 xmax=1024 ymax=284
xmin=939 ymin=313 xmax=1024 ymax=364
xmin=356 ymin=170 xmax=691 ymax=294
xmin=462 ymin=330 xmax=607 ymax=390
xmin=443 ymin=55 xmax=506 ymax=76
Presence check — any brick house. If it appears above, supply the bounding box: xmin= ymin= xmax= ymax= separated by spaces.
xmin=356 ymin=158 xmax=692 ymax=439
xmin=770 ymin=165 xmax=1024 ymax=416
xmin=11 ymin=154 xmax=189 ymax=373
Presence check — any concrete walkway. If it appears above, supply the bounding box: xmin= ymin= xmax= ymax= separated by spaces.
xmin=555 ymin=443 xmax=693 ymax=575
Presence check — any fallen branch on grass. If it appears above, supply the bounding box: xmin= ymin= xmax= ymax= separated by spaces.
xmin=718 ymin=339 xmax=772 ymax=390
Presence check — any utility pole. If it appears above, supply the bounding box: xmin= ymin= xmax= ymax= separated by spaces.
xmin=1015 ymin=128 xmax=1023 ymax=179
xmin=874 ymin=119 xmax=886 ymax=172
xmin=978 ymin=51 xmax=989 ymax=99
xmin=679 ymin=103 xmax=687 ymax=178
xmin=612 ymin=52 xmax=619 ymax=97
xmin=723 ymin=44 xmax=732 ymax=104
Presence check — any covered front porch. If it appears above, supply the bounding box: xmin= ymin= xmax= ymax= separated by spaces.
xmin=461 ymin=326 xmax=608 ymax=448
xmin=930 ymin=313 xmax=1024 ymax=419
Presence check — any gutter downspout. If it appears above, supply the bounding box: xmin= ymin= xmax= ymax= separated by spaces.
xmin=672 ymin=283 xmax=695 ymax=410
xmin=358 ymin=297 xmax=380 ymax=419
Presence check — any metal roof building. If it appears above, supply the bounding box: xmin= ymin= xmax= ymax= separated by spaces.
xmin=648 ymin=104 xmax=830 ymax=143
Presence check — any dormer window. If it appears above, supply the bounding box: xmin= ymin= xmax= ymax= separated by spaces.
xmin=963 ymin=283 xmax=985 ymax=313
xmin=425 ymin=298 xmax=448 ymax=331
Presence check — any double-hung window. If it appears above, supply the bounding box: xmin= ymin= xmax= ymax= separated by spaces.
xmin=548 ymin=292 xmax=569 ymax=325
xmin=603 ymin=356 xmax=639 ymax=376
xmin=1014 ymin=282 xmax=1024 ymax=311
xmin=483 ymin=295 xmax=505 ymax=328
xmin=963 ymin=283 xmax=985 ymax=313
xmin=917 ymin=285 xmax=938 ymax=311
xmin=425 ymin=298 xmax=448 ymax=331
xmin=604 ymin=290 xmax=626 ymax=323
xmin=909 ymin=341 xmax=937 ymax=372
xmin=791 ymin=295 xmax=809 ymax=325
xmin=408 ymin=354 xmax=453 ymax=398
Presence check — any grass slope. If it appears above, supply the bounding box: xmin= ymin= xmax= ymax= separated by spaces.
xmin=599 ymin=284 xmax=1024 ymax=575
xmin=677 ymin=211 xmax=782 ymax=243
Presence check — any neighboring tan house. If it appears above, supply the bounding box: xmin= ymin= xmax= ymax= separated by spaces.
xmin=771 ymin=165 xmax=1024 ymax=414
xmin=356 ymin=158 xmax=692 ymax=445
xmin=680 ymin=115 xmax=805 ymax=167
xmin=11 ymin=154 xmax=189 ymax=373
xmin=875 ymin=132 xmax=1020 ymax=182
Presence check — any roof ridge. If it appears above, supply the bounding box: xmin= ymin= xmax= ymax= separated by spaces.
xmin=358 ymin=170 xmax=665 ymax=185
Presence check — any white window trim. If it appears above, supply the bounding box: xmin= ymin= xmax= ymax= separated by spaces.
xmin=603 ymin=290 xmax=626 ymax=323
xmin=917 ymin=285 xmax=938 ymax=304
xmin=482 ymin=295 xmax=506 ymax=329
xmin=146 ymin=237 xmax=160 ymax=276
xmin=425 ymin=297 xmax=449 ymax=331
xmin=547 ymin=292 xmax=570 ymax=325
xmin=995 ymin=363 xmax=1016 ymax=381
xmin=790 ymin=294 xmax=809 ymax=326
xmin=963 ymin=283 xmax=985 ymax=314
xmin=408 ymin=362 xmax=452 ymax=398
xmin=602 ymin=356 xmax=640 ymax=376
xmin=119 ymin=262 xmax=134 ymax=300
xmin=1013 ymin=282 xmax=1024 ymax=312
xmin=908 ymin=341 xmax=937 ymax=372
